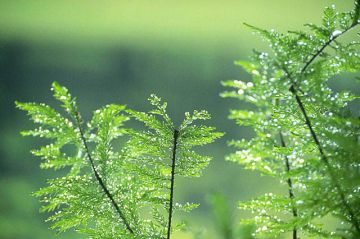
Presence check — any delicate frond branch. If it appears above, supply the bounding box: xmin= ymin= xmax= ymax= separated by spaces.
xmin=74 ymin=111 xmax=135 ymax=234
xmin=224 ymin=2 xmax=360 ymax=237
xmin=279 ymin=132 xmax=298 ymax=239
xmin=167 ymin=129 xmax=179 ymax=239
xmin=286 ymin=73 xmax=360 ymax=235
xmin=284 ymin=14 xmax=360 ymax=234
xmin=123 ymin=95 xmax=223 ymax=238
xmin=301 ymin=22 xmax=359 ymax=74
xmin=19 ymin=88 xmax=223 ymax=238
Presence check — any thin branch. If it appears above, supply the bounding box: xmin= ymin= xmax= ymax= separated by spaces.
xmin=279 ymin=132 xmax=298 ymax=239
xmin=167 ymin=129 xmax=179 ymax=239
xmin=74 ymin=112 xmax=134 ymax=234
xmin=301 ymin=22 xmax=359 ymax=74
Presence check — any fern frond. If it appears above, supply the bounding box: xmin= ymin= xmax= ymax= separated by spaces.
xmin=223 ymin=2 xmax=360 ymax=238
xmin=17 ymin=84 xmax=223 ymax=239
xmin=124 ymin=95 xmax=223 ymax=238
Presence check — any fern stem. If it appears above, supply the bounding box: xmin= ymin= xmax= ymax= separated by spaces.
xmin=74 ymin=112 xmax=135 ymax=234
xmin=167 ymin=129 xmax=179 ymax=239
xmin=288 ymin=85 xmax=360 ymax=234
xmin=285 ymin=62 xmax=360 ymax=233
xmin=287 ymin=19 xmax=360 ymax=235
xmin=279 ymin=132 xmax=298 ymax=239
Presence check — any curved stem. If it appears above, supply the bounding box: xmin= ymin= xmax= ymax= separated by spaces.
xmin=167 ymin=129 xmax=179 ymax=239
xmin=74 ymin=112 xmax=134 ymax=234
xmin=279 ymin=132 xmax=298 ymax=239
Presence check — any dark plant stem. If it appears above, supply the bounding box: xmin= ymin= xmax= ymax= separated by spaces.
xmin=288 ymin=85 xmax=360 ymax=234
xmin=285 ymin=20 xmax=360 ymax=235
xmin=74 ymin=112 xmax=134 ymax=234
xmin=279 ymin=132 xmax=298 ymax=239
xmin=167 ymin=129 xmax=179 ymax=239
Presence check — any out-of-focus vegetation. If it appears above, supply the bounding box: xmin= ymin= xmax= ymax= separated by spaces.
xmin=0 ymin=1 xmax=357 ymax=239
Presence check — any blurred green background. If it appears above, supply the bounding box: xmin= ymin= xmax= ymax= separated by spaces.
xmin=0 ymin=1 xmax=357 ymax=239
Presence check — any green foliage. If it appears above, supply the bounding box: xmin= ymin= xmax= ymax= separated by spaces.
xmin=16 ymin=82 xmax=223 ymax=239
xmin=208 ymin=193 xmax=255 ymax=239
xmin=222 ymin=2 xmax=360 ymax=239
xmin=209 ymin=193 xmax=235 ymax=239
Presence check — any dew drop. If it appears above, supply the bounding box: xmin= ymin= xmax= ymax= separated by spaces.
xmin=331 ymin=30 xmax=342 ymax=38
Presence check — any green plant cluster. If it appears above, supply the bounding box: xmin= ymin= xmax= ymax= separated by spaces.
xmin=222 ymin=1 xmax=360 ymax=239
xmin=16 ymin=82 xmax=223 ymax=239
xmin=17 ymin=1 xmax=360 ymax=239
